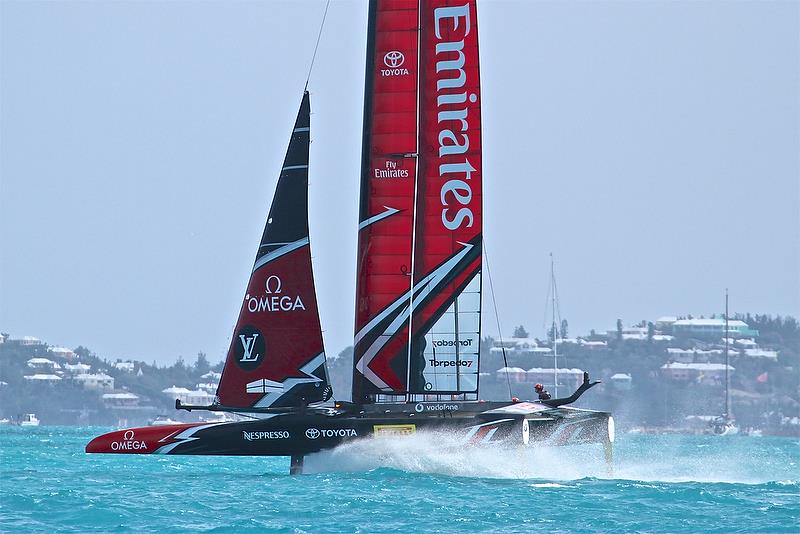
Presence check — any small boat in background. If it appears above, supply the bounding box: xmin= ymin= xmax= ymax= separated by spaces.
xmin=19 ymin=413 xmax=40 ymax=427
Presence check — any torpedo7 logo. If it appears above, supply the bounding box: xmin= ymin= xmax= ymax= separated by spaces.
xmin=234 ymin=325 xmax=265 ymax=371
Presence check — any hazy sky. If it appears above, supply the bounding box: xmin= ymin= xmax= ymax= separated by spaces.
xmin=2 ymin=1 xmax=798 ymax=364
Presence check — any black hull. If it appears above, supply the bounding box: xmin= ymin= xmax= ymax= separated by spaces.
xmin=86 ymin=401 xmax=613 ymax=458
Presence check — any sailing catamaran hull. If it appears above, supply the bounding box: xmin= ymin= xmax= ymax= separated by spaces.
xmin=85 ymin=402 xmax=613 ymax=456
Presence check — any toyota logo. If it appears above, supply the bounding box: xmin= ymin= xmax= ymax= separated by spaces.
xmin=305 ymin=428 xmax=320 ymax=439
xmin=383 ymin=51 xmax=405 ymax=68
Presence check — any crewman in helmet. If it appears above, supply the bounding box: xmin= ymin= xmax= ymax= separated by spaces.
xmin=534 ymin=383 xmax=551 ymax=401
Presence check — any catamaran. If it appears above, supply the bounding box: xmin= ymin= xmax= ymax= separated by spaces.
xmin=86 ymin=0 xmax=613 ymax=474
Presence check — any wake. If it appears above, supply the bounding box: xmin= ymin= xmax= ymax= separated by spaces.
xmin=303 ymin=431 xmax=799 ymax=485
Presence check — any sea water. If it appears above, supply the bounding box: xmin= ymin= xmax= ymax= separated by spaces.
xmin=1 ymin=426 xmax=797 ymax=533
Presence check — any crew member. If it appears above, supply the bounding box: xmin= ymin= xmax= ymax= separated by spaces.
xmin=534 ymin=383 xmax=551 ymax=401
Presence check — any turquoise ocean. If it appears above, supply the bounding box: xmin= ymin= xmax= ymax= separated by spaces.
xmin=1 ymin=426 xmax=798 ymax=533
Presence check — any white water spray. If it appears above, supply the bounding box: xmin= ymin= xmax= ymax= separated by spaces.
xmin=303 ymin=431 xmax=799 ymax=485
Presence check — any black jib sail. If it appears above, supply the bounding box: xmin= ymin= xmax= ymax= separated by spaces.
xmin=215 ymin=92 xmax=331 ymax=409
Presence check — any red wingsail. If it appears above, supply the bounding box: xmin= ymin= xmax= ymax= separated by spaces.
xmin=216 ymin=93 xmax=331 ymax=409
xmin=408 ymin=0 xmax=483 ymax=396
xmin=353 ymin=0 xmax=482 ymax=401
xmin=352 ymin=0 xmax=421 ymax=401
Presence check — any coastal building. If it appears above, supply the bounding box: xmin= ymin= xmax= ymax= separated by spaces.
xmin=196 ymin=383 xmax=218 ymax=393
xmin=655 ymin=316 xmax=678 ymax=331
xmin=742 ymin=348 xmax=779 ymax=361
xmin=102 ymin=392 xmax=140 ymax=407
xmin=490 ymin=338 xmax=542 ymax=354
xmin=11 ymin=336 xmax=43 ymax=346
xmin=64 ymin=363 xmax=91 ymax=374
xmin=201 ymin=371 xmax=222 ymax=381
xmin=26 ymin=358 xmax=60 ymax=371
xmin=113 ymin=361 xmax=135 ymax=373
xmin=75 ymin=373 xmax=114 ymax=391
xmin=526 ymin=367 xmax=585 ymax=390
xmin=621 ymin=327 xmax=648 ymax=341
xmin=555 ymin=338 xmax=579 ymax=345
xmin=579 ymin=339 xmax=608 ymax=348
xmin=660 ymin=362 xmax=734 ymax=384
xmin=666 ymin=348 xmax=696 ymax=363
xmin=496 ymin=367 xmax=586 ymax=389
xmin=495 ymin=367 xmax=527 ymax=383
xmin=665 ymin=348 xmax=737 ymax=363
xmin=672 ymin=318 xmax=758 ymax=339
xmin=24 ymin=374 xmax=62 ymax=384
xmin=186 ymin=389 xmax=215 ymax=405
xmin=162 ymin=386 xmax=193 ymax=404
xmin=605 ymin=326 xmax=650 ymax=341
xmin=161 ymin=386 xmax=215 ymax=405
xmin=610 ymin=373 xmax=633 ymax=390
xmin=48 ymin=347 xmax=75 ymax=360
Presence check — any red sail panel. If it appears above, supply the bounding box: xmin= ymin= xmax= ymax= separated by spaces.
xmin=409 ymin=0 xmax=483 ymax=395
xmin=216 ymin=93 xmax=330 ymax=409
xmin=352 ymin=0 xmax=421 ymax=400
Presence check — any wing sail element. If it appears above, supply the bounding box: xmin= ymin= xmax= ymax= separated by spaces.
xmin=216 ymin=92 xmax=331 ymax=409
xmin=408 ymin=0 xmax=483 ymax=397
xmin=352 ymin=0 xmax=421 ymax=402
xmin=353 ymin=0 xmax=483 ymax=403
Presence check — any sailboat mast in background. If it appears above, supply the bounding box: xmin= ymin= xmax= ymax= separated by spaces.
xmin=725 ymin=288 xmax=730 ymax=421
xmin=544 ymin=253 xmax=561 ymax=397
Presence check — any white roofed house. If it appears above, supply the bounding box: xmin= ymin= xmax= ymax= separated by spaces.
xmin=27 ymin=357 xmax=60 ymax=371
xmin=742 ymin=348 xmax=779 ymax=361
xmin=162 ymin=386 xmax=193 ymax=404
xmin=495 ymin=367 xmax=527 ymax=383
xmin=75 ymin=373 xmax=115 ymax=392
xmin=490 ymin=338 xmax=544 ymax=355
xmin=655 ymin=316 xmax=678 ymax=330
xmin=13 ymin=336 xmax=43 ymax=346
xmin=102 ymin=392 xmax=140 ymax=407
xmin=64 ymin=363 xmax=92 ymax=375
xmin=162 ymin=387 xmax=215 ymax=406
xmin=651 ymin=334 xmax=674 ymax=342
xmin=201 ymin=371 xmax=222 ymax=381
xmin=660 ymin=362 xmax=734 ymax=385
xmin=621 ymin=327 xmax=648 ymax=341
xmin=610 ymin=373 xmax=633 ymax=390
xmin=526 ymin=367 xmax=585 ymax=390
xmin=196 ymin=383 xmax=218 ymax=393
xmin=24 ymin=374 xmax=62 ymax=384
xmin=186 ymin=389 xmax=215 ymax=406
xmin=113 ymin=361 xmax=136 ymax=373
xmin=555 ymin=338 xmax=579 ymax=346
xmin=666 ymin=348 xmax=695 ymax=363
xmin=48 ymin=347 xmax=76 ymax=361
xmin=672 ymin=318 xmax=758 ymax=339
xmin=606 ymin=326 xmax=649 ymax=341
